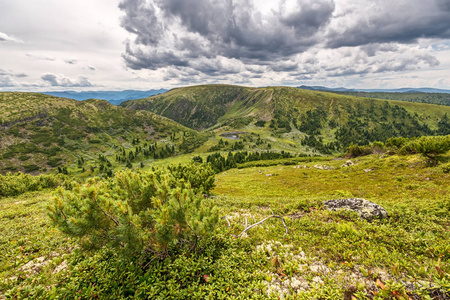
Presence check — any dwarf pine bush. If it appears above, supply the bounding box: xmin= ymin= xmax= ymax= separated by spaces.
xmin=400 ymin=135 xmax=450 ymax=158
xmin=0 ymin=172 xmax=67 ymax=197
xmin=48 ymin=166 xmax=219 ymax=257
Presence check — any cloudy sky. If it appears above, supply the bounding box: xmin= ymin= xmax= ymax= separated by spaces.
xmin=1 ymin=0 xmax=449 ymax=91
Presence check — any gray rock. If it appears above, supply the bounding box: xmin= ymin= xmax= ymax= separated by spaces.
xmin=341 ymin=160 xmax=354 ymax=167
xmin=314 ymin=164 xmax=335 ymax=170
xmin=323 ymin=198 xmax=388 ymax=221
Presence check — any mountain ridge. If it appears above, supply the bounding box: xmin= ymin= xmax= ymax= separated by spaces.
xmin=121 ymin=84 xmax=450 ymax=154
xmin=42 ymin=89 xmax=168 ymax=105
xmin=297 ymin=85 xmax=450 ymax=94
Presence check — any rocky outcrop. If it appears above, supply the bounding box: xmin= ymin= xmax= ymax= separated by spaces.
xmin=323 ymin=198 xmax=388 ymax=221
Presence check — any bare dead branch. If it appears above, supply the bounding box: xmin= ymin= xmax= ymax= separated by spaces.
xmin=221 ymin=216 xmax=231 ymax=227
xmin=236 ymin=215 xmax=288 ymax=238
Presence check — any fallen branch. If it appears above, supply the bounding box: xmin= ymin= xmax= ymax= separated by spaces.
xmin=221 ymin=216 xmax=231 ymax=227
xmin=234 ymin=213 xmax=288 ymax=238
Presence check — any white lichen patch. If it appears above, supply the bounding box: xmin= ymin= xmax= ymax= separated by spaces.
xmin=255 ymin=240 xmax=417 ymax=299
xmin=19 ymin=256 xmax=49 ymax=275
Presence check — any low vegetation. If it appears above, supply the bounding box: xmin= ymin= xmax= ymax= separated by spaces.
xmin=1 ymin=150 xmax=449 ymax=299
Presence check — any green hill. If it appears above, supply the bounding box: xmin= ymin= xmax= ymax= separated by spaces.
xmin=121 ymin=85 xmax=450 ymax=154
xmin=0 ymin=92 xmax=206 ymax=174
xmin=335 ymin=91 xmax=450 ymax=106
xmin=121 ymin=84 xmax=271 ymax=130
xmin=3 ymin=87 xmax=450 ymax=174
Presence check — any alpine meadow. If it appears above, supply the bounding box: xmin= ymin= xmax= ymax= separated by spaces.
xmin=1 ymin=0 xmax=450 ymax=299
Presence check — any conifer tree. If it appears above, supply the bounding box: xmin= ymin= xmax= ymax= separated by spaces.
xmin=48 ymin=167 xmax=218 ymax=257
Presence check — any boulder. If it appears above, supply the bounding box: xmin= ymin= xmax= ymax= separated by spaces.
xmin=323 ymin=198 xmax=388 ymax=221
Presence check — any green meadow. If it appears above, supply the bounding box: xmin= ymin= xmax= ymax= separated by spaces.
xmin=1 ymin=152 xmax=449 ymax=299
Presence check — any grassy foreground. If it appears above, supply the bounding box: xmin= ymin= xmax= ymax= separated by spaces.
xmin=0 ymin=153 xmax=449 ymax=299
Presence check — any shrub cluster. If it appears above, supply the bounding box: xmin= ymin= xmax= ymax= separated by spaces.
xmin=399 ymin=135 xmax=450 ymax=158
xmin=345 ymin=141 xmax=385 ymax=158
xmin=345 ymin=135 xmax=450 ymax=159
xmin=0 ymin=172 xmax=67 ymax=198
xmin=48 ymin=164 xmax=218 ymax=258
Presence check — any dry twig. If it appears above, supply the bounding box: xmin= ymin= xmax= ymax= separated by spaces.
xmin=228 ymin=210 xmax=288 ymax=238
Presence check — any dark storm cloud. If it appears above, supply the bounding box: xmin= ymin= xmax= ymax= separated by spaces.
xmin=327 ymin=0 xmax=450 ymax=49
xmin=118 ymin=0 xmax=449 ymax=83
xmin=119 ymin=0 xmax=335 ymax=72
xmin=41 ymin=73 xmax=94 ymax=87
xmin=119 ymin=0 xmax=163 ymax=46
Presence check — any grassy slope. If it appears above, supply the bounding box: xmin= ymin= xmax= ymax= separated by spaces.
xmin=0 ymin=92 xmax=206 ymax=175
xmin=122 ymin=85 xmax=450 ymax=159
xmin=121 ymin=84 xmax=272 ymax=130
xmin=1 ymin=153 xmax=449 ymax=299
xmin=335 ymin=91 xmax=450 ymax=107
xmin=121 ymin=85 xmax=450 ymax=131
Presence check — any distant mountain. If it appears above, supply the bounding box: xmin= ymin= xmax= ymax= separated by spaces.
xmin=297 ymin=85 xmax=357 ymax=92
xmin=297 ymin=85 xmax=450 ymax=94
xmin=43 ymin=89 xmax=168 ymax=105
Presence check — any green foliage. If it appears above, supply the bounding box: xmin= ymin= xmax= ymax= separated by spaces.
xmin=255 ymin=120 xmax=266 ymax=127
xmin=192 ymin=155 xmax=203 ymax=163
xmin=400 ymin=135 xmax=450 ymax=158
xmin=0 ymin=92 xmax=206 ymax=174
xmin=2 ymin=152 xmax=450 ymax=299
xmin=166 ymin=163 xmax=216 ymax=194
xmin=205 ymin=150 xmax=295 ymax=173
xmin=23 ymin=164 xmax=40 ymax=173
xmin=337 ymin=91 xmax=450 ymax=106
xmin=385 ymin=136 xmax=410 ymax=148
xmin=47 ymin=157 xmax=62 ymax=167
xmin=345 ymin=142 xmax=385 ymax=158
xmin=48 ymin=167 xmax=219 ymax=257
xmin=0 ymin=172 xmax=67 ymax=197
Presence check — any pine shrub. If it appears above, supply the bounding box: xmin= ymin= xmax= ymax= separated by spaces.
xmin=0 ymin=172 xmax=67 ymax=197
xmin=400 ymin=135 xmax=450 ymax=158
xmin=48 ymin=166 xmax=219 ymax=257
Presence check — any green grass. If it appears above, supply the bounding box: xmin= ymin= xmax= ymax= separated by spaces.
xmin=1 ymin=153 xmax=449 ymax=299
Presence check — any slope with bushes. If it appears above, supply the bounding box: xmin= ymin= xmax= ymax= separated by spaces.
xmin=0 ymin=92 xmax=207 ymax=174
xmin=122 ymin=85 xmax=450 ymax=154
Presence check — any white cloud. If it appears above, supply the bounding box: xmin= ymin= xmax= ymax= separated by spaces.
xmin=0 ymin=31 xmax=22 ymax=43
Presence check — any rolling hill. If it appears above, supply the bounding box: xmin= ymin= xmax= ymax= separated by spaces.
xmin=121 ymin=85 xmax=450 ymax=153
xmin=297 ymin=85 xmax=450 ymax=94
xmin=2 ymin=85 xmax=450 ymax=174
xmin=0 ymin=92 xmax=206 ymax=174
xmin=332 ymin=91 xmax=450 ymax=107
xmin=43 ymin=89 xmax=168 ymax=105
